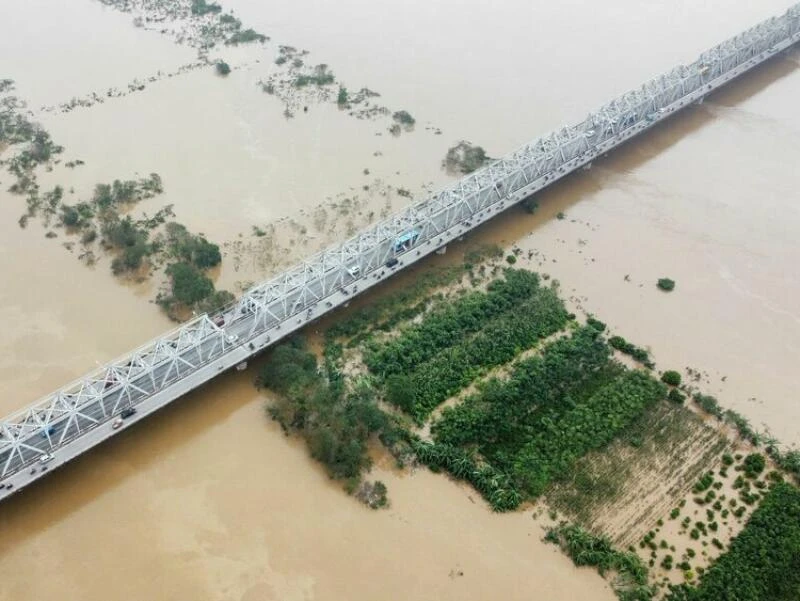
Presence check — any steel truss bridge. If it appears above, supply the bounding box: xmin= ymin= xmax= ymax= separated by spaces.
xmin=1 ymin=4 xmax=798 ymax=501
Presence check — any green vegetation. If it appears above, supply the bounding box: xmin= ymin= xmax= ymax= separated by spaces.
xmin=657 ymin=278 xmax=676 ymax=292
xmin=392 ymin=110 xmax=415 ymax=127
xmin=693 ymin=393 xmax=723 ymax=419
xmin=545 ymin=523 xmax=654 ymax=601
xmin=294 ymin=64 xmax=335 ymax=87
xmin=413 ymin=441 xmax=521 ymax=511
xmin=511 ymin=370 xmax=665 ymax=497
xmin=163 ymin=222 xmax=221 ymax=270
xmin=668 ymin=388 xmax=686 ymax=404
xmin=742 ymin=453 xmax=765 ymax=479
xmin=164 ymin=262 xmax=214 ymax=305
xmin=92 ymin=174 xmax=163 ymax=209
xmin=225 ymin=28 xmax=268 ymax=45
xmin=369 ymin=270 xmax=569 ymax=422
xmin=327 ymin=266 xmax=461 ymax=342
xmin=355 ymin=480 xmax=388 ymax=509
xmin=443 ymin=141 xmax=490 ymax=174
xmin=665 ymin=482 xmax=800 ymax=600
xmin=191 ymin=0 xmax=222 ymax=16
xmin=430 ymin=324 xmax=666 ymax=505
xmin=522 ymin=198 xmax=539 ymax=214
xmin=608 ymin=335 xmax=654 ymax=368
xmin=661 ymin=370 xmax=682 ymax=386
xmin=364 ymin=269 xmax=545 ymax=377
xmin=337 ymin=86 xmax=349 ymax=106
xmin=767 ymin=447 xmax=800 ymax=482
xmin=586 ymin=317 xmax=607 ymax=332
xmin=258 ymin=337 xmax=406 ymax=498
xmin=219 ymin=13 xmax=240 ymax=26
xmin=215 ymin=60 xmax=231 ymax=76
xmin=103 ymin=216 xmax=154 ymax=274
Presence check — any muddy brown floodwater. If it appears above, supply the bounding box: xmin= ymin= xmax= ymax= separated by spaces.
xmin=0 ymin=0 xmax=798 ymax=599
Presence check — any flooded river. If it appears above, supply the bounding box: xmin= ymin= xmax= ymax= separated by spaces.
xmin=0 ymin=0 xmax=798 ymax=598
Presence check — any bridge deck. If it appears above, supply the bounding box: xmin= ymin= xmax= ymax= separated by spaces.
xmin=1 ymin=3 xmax=798 ymax=501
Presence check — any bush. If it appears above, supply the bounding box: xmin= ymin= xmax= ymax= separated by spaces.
xmin=61 ymin=205 xmax=80 ymax=227
xmin=165 ymin=262 xmax=214 ymax=305
xmin=337 ymin=86 xmax=348 ymax=106
xmin=215 ymin=61 xmax=231 ymax=76
xmin=586 ymin=317 xmax=606 ymax=332
xmin=694 ymin=394 xmax=723 ymax=419
xmin=742 ymin=453 xmax=765 ymax=479
xmin=443 ymin=141 xmax=489 ymax=174
xmin=608 ymin=335 xmax=653 ymax=368
xmin=657 ymin=278 xmax=676 ymax=292
xmin=668 ymin=388 xmax=686 ymax=404
xmin=661 ymin=370 xmax=682 ymax=386
xmin=392 ymin=110 xmax=415 ymax=127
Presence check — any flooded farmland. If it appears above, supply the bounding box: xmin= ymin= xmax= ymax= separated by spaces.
xmin=0 ymin=0 xmax=798 ymax=599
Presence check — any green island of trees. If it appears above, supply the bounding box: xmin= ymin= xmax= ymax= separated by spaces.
xmin=257 ymin=336 xmax=408 ymax=503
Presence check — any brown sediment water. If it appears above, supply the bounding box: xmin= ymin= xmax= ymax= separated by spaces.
xmin=0 ymin=0 xmax=798 ymax=598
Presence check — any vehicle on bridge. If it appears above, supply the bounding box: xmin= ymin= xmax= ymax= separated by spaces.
xmin=393 ymin=230 xmax=419 ymax=253
xmin=39 ymin=425 xmax=56 ymax=438
xmin=120 ymin=407 xmax=137 ymax=419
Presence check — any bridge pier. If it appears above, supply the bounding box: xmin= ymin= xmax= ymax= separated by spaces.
xmin=435 ymin=246 xmax=447 ymax=255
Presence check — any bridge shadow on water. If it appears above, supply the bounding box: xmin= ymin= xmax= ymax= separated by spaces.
xmin=0 ymin=46 xmax=797 ymax=547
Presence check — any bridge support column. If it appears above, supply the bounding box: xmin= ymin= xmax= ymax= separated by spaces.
xmin=582 ymin=162 xmax=593 ymax=171
xmin=435 ymin=246 xmax=447 ymax=255
xmin=695 ymin=97 xmax=704 ymax=105
xmin=236 ymin=361 xmax=248 ymax=372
